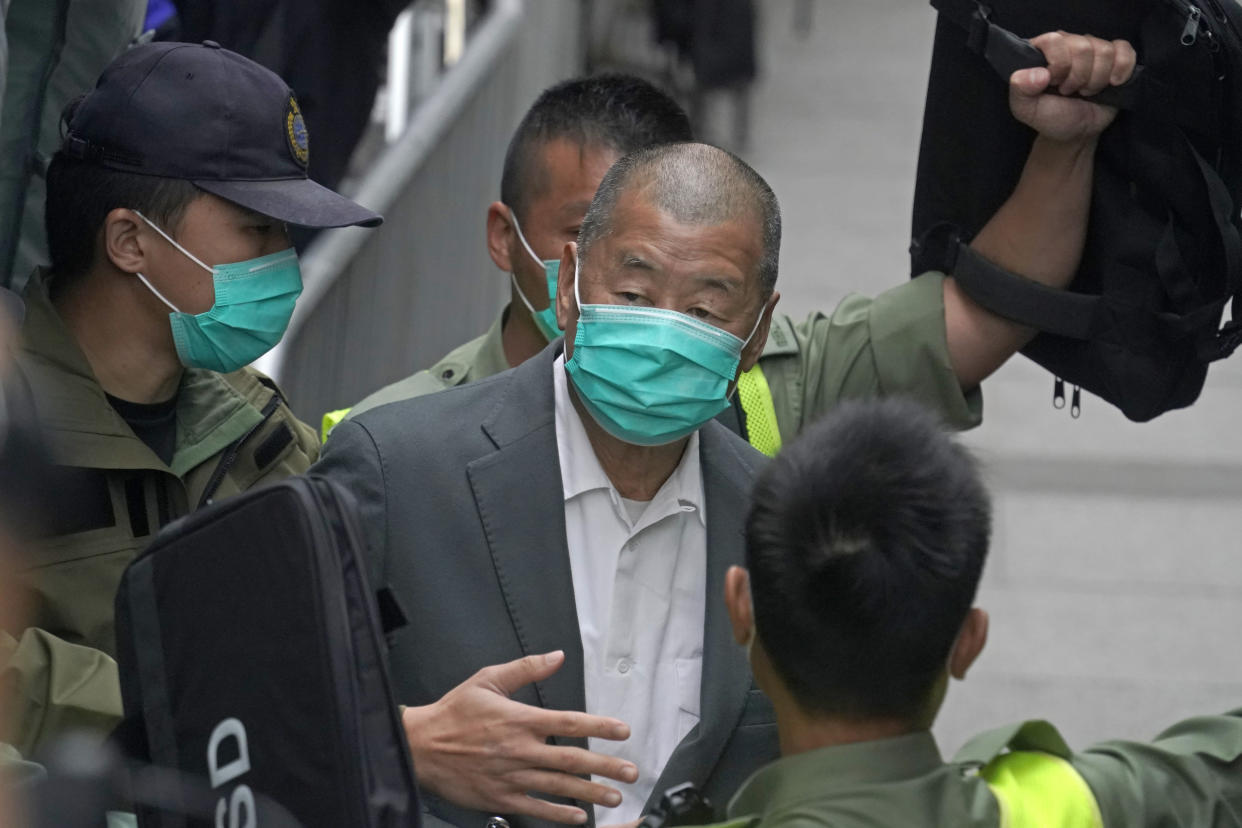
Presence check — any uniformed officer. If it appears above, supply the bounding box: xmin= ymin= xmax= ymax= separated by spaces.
xmin=1 ymin=40 xmax=382 ymax=759
xmin=710 ymin=397 xmax=1242 ymax=828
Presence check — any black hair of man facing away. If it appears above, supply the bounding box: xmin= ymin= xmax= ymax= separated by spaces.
xmin=744 ymin=398 xmax=988 ymax=729
xmin=718 ymin=398 xmax=1242 ymax=828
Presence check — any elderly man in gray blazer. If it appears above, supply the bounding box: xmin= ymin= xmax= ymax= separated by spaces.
xmin=314 ymin=143 xmax=783 ymax=828
xmin=314 ymin=31 xmax=1134 ymax=826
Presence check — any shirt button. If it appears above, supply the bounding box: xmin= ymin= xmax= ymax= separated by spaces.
xmin=617 ymin=658 xmax=631 ymax=674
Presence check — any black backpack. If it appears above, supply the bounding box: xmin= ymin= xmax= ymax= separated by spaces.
xmin=114 ymin=476 xmax=419 ymax=828
xmin=911 ymin=0 xmax=1242 ymax=421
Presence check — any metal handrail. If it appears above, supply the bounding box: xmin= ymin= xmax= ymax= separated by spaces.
xmin=256 ymin=0 xmax=524 ymax=383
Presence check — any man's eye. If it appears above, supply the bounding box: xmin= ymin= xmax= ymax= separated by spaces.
xmin=687 ymin=307 xmax=711 ymax=319
xmin=620 ymin=292 xmax=642 ymax=303
xmin=250 ymin=224 xmax=273 ymax=234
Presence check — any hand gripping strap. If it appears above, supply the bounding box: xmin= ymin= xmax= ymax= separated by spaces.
xmin=929 ymin=0 xmax=1146 ymax=112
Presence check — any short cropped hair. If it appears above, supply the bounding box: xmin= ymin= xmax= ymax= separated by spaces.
xmin=499 ymin=74 xmax=693 ymax=220
xmin=44 ymin=152 xmax=201 ymax=289
xmin=746 ymin=398 xmax=991 ymax=723
xmin=578 ymin=142 xmax=781 ymax=296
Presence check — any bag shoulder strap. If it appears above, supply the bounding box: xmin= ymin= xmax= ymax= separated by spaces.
xmin=911 ymin=224 xmax=1100 ymax=340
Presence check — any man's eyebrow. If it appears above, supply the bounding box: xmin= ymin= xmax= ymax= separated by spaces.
xmin=690 ymin=273 xmax=742 ymax=294
xmin=617 ymin=250 xmax=656 ymax=270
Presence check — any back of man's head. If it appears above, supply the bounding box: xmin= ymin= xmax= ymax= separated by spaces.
xmin=500 ymin=74 xmax=693 ymax=219
xmin=746 ymin=398 xmax=991 ymax=724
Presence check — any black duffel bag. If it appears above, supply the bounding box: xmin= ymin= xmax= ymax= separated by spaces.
xmin=911 ymin=0 xmax=1242 ymax=421
xmin=114 ymin=476 xmax=419 ymax=828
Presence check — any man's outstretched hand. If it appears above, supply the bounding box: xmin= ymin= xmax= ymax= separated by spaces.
xmin=402 ymin=651 xmax=639 ymax=825
xmin=1009 ymin=32 xmax=1138 ymax=143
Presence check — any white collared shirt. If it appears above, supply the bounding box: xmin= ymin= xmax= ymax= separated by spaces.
xmin=553 ymin=356 xmax=707 ymax=824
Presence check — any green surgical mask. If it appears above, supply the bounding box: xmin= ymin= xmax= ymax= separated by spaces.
xmin=134 ymin=210 xmax=302 ymax=374
xmin=564 ymin=254 xmax=764 ymax=446
xmin=509 ymin=210 xmax=563 ymax=341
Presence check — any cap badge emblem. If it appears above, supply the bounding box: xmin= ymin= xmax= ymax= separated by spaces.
xmin=286 ymin=96 xmax=310 ymax=167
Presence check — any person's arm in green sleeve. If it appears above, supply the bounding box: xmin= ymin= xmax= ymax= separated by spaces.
xmin=1070 ymin=709 xmax=1242 ymax=825
xmin=2 ymin=627 xmax=122 ymax=757
xmin=776 ymin=272 xmax=982 ymax=435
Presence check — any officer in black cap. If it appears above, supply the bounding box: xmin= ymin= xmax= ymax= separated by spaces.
xmin=2 ymin=41 xmax=381 ymax=762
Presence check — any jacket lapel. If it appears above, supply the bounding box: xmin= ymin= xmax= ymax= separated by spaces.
xmin=466 ymin=343 xmax=587 ymax=728
xmin=644 ymin=423 xmax=761 ymax=808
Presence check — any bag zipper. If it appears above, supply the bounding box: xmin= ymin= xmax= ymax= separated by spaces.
xmin=1182 ymin=4 xmax=1203 ymax=46
xmin=1050 ymin=377 xmax=1082 ymax=418
xmin=196 ymin=393 xmax=282 ymax=508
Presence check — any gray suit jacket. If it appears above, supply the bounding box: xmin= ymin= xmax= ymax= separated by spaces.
xmin=312 ymin=343 xmax=778 ymax=828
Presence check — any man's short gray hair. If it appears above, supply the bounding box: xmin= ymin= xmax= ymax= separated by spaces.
xmin=577 ymin=142 xmax=781 ymax=295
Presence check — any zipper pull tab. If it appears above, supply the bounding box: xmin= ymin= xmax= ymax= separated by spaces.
xmin=1182 ymin=5 xmax=1202 ymax=46
xmin=1070 ymin=385 xmax=1082 ymax=419
xmin=1053 ymin=377 xmax=1066 ymax=410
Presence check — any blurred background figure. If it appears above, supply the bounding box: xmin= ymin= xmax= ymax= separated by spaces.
xmin=1 ymin=285 xmax=45 ymax=828
xmin=651 ymin=0 xmax=756 ymax=151
xmin=587 ymin=0 xmax=759 ymax=151
xmin=0 ymin=0 xmax=144 ymax=291
xmin=160 ymin=0 xmax=408 ymax=199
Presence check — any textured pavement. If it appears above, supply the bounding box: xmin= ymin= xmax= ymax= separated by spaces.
xmin=738 ymin=0 xmax=1242 ymax=754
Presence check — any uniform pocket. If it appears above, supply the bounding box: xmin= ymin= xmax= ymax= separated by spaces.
xmin=675 ymin=656 xmax=703 ymax=743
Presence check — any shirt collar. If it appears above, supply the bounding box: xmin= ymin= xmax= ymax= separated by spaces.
xmin=552 ymin=354 xmax=705 ymax=526
xmin=727 ymin=732 xmax=946 ymax=819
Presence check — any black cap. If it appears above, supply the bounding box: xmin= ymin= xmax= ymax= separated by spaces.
xmin=61 ymin=41 xmax=382 ymax=229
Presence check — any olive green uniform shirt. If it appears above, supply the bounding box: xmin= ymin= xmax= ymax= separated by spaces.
xmin=2 ymin=271 xmax=320 ymax=757
xmin=347 ymin=273 xmax=981 ymax=433
xmin=710 ymin=712 xmax=1242 ymax=828
xmin=350 ymin=308 xmax=510 ymax=417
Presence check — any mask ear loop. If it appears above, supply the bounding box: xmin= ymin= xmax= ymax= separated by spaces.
xmin=740 ymin=303 xmax=767 ymax=349
xmin=510 ymin=272 xmax=542 ymax=318
xmin=131 ymin=209 xmax=213 ymax=274
xmin=727 ymin=304 xmax=768 ymax=401
xmin=507 ymin=207 xmax=546 ymax=270
xmin=136 ymin=272 xmax=183 ymax=313
xmin=572 ymin=251 xmax=583 ymax=312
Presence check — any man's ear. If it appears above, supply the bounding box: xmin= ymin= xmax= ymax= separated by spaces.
xmin=723 ymin=565 xmax=754 ymax=646
xmin=485 ymin=202 xmax=515 ymax=274
xmin=949 ymin=608 xmax=988 ymax=681
xmin=103 ymin=208 xmax=148 ymax=275
xmin=738 ymin=292 xmax=780 ymax=374
xmin=555 ymin=241 xmax=578 ymax=333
